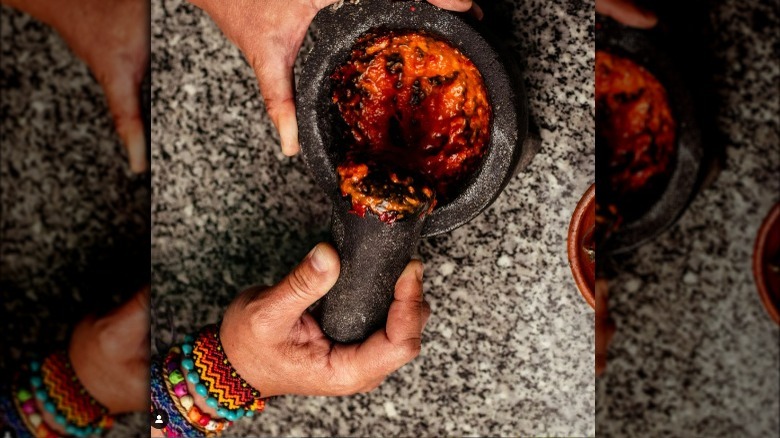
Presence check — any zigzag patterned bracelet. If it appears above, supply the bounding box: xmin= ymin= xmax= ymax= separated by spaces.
xmin=22 ymin=352 xmax=114 ymax=437
xmin=162 ymin=346 xmax=232 ymax=435
xmin=182 ymin=324 xmax=264 ymax=418
xmin=40 ymin=351 xmax=110 ymax=429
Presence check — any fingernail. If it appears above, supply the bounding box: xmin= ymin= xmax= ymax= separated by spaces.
xmin=279 ymin=113 xmax=300 ymax=157
xmin=127 ymin=130 xmax=148 ymax=173
xmin=416 ymin=263 xmax=424 ymax=282
xmin=309 ymin=244 xmax=331 ymax=273
xmin=471 ymin=3 xmax=484 ymax=20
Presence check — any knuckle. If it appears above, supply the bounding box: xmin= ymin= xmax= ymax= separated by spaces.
xmin=244 ymin=297 xmax=276 ymax=331
xmin=263 ymin=99 xmax=281 ymax=118
xmin=286 ymin=268 xmax=316 ymax=302
xmin=264 ymin=96 xmax=294 ymax=117
xmin=403 ymin=339 xmax=422 ymax=359
xmin=239 ymin=285 xmax=268 ymax=305
xmin=422 ymin=302 xmax=432 ymax=319
xmin=246 ymin=310 xmax=270 ymax=338
xmin=247 ymin=306 xmax=267 ymax=328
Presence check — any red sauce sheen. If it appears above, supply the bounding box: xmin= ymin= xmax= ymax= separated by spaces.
xmin=596 ymin=50 xmax=676 ymax=197
xmin=596 ymin=51 xmax=676 ymax=232
xmin=332 ymin=30 xmax=492 ymax=220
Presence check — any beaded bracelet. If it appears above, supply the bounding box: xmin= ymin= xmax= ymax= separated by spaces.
xmin=12 ymin=379 xmax=57 ymax=438
xmin=151 ymin=359 xmax=202 ymax=438
xmin=162 ymin=347 xmax=231 ymax=435
xmin=28 ymin=353 xmax=113 ymax=437
xmin=182 ymin=325 xmax=264 ymax=418
xmin=1 ymin=384 xmax=34 ymax=438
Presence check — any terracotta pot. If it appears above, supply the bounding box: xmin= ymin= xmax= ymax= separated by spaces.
xmin=753 ymin=202 xmax=780 ymax=325
xmin=568 ymin=184 xmax=596 ymax=309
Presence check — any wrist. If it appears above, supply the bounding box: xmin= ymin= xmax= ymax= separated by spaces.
xmin=12 ymin=352 xmax=113 ymax=437
xmin=180 ymin=325 xmax=267 ymax=418
xmin=182 ymin=363 xmax=220 ymax=418
xmin=68 ymin=316 xmax=121 ymax=414
xmin=33 ymin=396 xmax=68 ymax=435
xmin=219 ymin=313 xmax=283 ymax=398
xmin=8 ymin=382 xmax=65 ymax=437
xmin=155 ymin=344 xmax=244 ymax=435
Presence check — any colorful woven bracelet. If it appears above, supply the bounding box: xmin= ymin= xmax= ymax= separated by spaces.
xmin=1 ymin=383 xmax=34 ymax=438
xmin=31 ymin=353 xmax=113 ymax=437
xmin=162 ymin=347 xmax=231 ymax=435
xmin=182 ymin=325 xmax=264 ymax=418
xmin=151 ymin=359 xmax=202 ymax=438
xmin=39 ymin=351 xmax=111 ymax=428
xmin=12 ymin=378 xmax=58 ymax=438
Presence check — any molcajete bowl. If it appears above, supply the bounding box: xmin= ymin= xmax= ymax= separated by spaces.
xmin=297 ymin=0 xmax=537 ymax=343
xmin=596 ymin=17 xmax=703 ymax=254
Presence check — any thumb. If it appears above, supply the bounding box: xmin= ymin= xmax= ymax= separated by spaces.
xmin=102 ymin=72 xmax=148 ymax=173
xmin=266 ymin=243 xmax=341 ymax=322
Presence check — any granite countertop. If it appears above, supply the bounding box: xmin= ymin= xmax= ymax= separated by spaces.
xmin=0 ymin=6 xmax=150 ymax=436
xmin=595 ymin=2 xmax=780 ymax=437
xmin=151 ymin=0 xmax=594 ymax=436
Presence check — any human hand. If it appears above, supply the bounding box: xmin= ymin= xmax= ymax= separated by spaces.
xmin=217 ymin=243 xmax=431 ymax=398
xmin=595 ymin=279 xmax=615 ymax=377
xmin=189 ymin=0 xmax=480 ymax=156
xmin=69 ymin=286 xmax=151 ymax=414
xmin=3 ymin=0 xmax=150 ymax=172
xmin=596 ymin=0 xmax=657 ymax=29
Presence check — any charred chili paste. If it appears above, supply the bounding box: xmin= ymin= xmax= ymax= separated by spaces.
xmin=337 ymin=160 xmax=435 ymax=223
xmin=596 ymin=50 xmax=676 ymax=225
xmin=332 ymin=30 xmax=491 ymax=223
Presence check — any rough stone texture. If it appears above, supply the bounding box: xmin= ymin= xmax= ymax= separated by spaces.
xmin=297 ymin=0 xmax=535 ymax=344
xmin=297 ymin=0 xmax=532 ymax=238
xmin=0 ymin=6 xmax=150 ymax=436
xmin=596 ymin=1 xmax=780 ymax=437
xmin=596 ymin=16 xmax=702 ymax=253
xmin=151 ymin=0 xmax=594 ymax=436
xmin=319 ymin=200 xmax=428 ymax=343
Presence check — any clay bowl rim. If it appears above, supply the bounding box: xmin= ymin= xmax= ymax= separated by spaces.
xmin=753 ymin=202 xmax=780 ymax=326
xmin=296 ymin=0 xmax=529 ymax=238
xmin=568 ymin=183 xmax=596 ymax=309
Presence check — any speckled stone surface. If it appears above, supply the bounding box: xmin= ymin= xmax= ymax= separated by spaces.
xmin=0 ymin=6 xmax=150 ymax=436
xmin=151 ymin=0 xmax=594 ymax=436
xmin=596 ymin=1 xmax=780 ymax=437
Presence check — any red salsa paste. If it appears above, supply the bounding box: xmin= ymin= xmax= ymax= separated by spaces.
xmin=332 ymin=30 xmax=492 ymax=222
xmin=596 ymin=50 xmax=676 ymax=229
